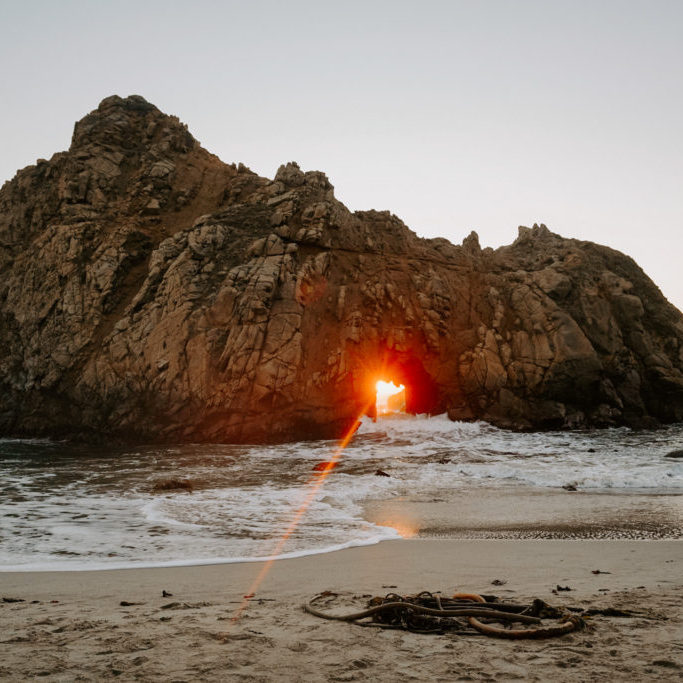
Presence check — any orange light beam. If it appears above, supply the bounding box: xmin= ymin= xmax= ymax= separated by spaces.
xmin=230 ymin=402 xmax=373 ymax=624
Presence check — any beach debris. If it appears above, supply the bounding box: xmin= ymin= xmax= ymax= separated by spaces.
xmin=2 ymin=597 xmax=25 ymax=603
xmin=555 ymin=585 xmax=573 ymax=592
xmin=374 ymin=469 xmax=390 ymax=477
xmin=491 ymin=579 xmax=507 ymax=586
xmin=120 ymin=601 xmax=144 ymax=606
xmin=151 ymin=478 xmax=194 ymax=493
xmin=591 ymin=570 xmax=611 ymax=575
xmin=651 ymin=660 xmax=681 ymax=669
xmin=304 ymin=591 xmax=585 ymax=639
xmin=162 ymin=590 xmax=173 ymax=597
xmin=561 ymin=483 xmax=578 ymax=491
xmin=312 ymin=461 xmax=339 ymax=472
xmin=161 ymin=602 xmax=181 ymax=609
xmin=664 ymin=449 xmax=683 ymax=459
xmin=382 ymin=585 xmax=397 ymax=589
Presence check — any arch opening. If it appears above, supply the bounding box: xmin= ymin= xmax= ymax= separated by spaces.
xmin=375 ymin=380 xmax=405 ymax=415
xmin=359 ymin=351 xmax=442 ymax=420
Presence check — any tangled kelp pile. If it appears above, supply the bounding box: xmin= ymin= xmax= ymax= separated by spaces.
xmin=305 ymin=591 xmax=587 ymax=639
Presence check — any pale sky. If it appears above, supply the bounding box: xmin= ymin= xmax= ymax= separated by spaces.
xmin=1 ymin=0 xmax=682 ymax=310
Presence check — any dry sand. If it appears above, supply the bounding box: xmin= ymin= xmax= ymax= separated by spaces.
xmin=1 ymin=539 xmax=681 ymax=681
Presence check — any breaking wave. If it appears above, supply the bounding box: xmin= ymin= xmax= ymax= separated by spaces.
xmin=1 ymin=416 xmax=681 ymax=570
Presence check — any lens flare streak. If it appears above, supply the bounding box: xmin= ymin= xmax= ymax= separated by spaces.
xmin=230 ymin=406 xmax=371 ymax=623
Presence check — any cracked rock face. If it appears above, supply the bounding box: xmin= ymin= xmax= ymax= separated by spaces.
xmin=1 ymin=95 xmax=683 ymax=442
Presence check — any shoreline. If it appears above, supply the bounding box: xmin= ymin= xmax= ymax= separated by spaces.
xmin=2 ymin=485 xmax=681 ymax=572
xmin=2 ymin=538 xmax=681 ymax=594
xmin=0 ymin=532 xmax=681 ymax=575
xmin=2 ymin=418 xmax=681 ymax=575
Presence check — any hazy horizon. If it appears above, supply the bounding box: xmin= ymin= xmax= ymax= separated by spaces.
xmin=1 ymin=0 xmax=681 ymax=310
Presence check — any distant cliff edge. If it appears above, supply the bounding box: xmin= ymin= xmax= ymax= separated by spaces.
xmin=1 ymin=95 xmax=682 ymax=442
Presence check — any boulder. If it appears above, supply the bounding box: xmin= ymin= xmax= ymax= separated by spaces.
xmin=1 ymin=96 xmax=683 ymax=443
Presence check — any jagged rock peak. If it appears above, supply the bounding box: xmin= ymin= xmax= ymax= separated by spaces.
xmin=461 ymin=230 xmax=481 ymax=252
xmin=513 ymin=223 xmax=556 ymax=244
xmin=275 ymin=161 xmax=334 ymax=192
xmin=99 ymin=94 xmax=158 ymax=111
xmin=71 ymin=94 xmax=196 ymax=154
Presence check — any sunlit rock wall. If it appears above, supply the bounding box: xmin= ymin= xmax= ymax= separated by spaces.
xmin=1 ymin=96 xmax=682 ymax=442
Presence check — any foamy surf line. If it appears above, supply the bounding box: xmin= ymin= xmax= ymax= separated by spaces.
xmin=0 ymin=529 xmax=400 ymax=572
xmin=1 ymin=416 xmax=681 ymax=572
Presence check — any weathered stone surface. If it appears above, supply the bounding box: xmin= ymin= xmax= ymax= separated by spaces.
xmin=1 ymin=95 xmax=683 ymax=442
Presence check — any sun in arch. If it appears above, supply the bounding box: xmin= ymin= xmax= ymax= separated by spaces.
xmin=375 ymin=380 xmax=405 ymax=415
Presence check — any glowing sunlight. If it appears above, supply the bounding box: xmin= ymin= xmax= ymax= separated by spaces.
xmin=375 ymin=380 xmax=405 ymax=415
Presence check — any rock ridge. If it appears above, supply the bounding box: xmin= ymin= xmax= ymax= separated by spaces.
xmin=1 ymin=95 xmax=682 ymax=442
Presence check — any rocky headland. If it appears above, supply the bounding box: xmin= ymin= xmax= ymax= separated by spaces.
xmin=1 ymin=95 xmax=682 ymax=443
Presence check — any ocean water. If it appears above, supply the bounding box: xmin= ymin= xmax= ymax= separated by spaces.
xmin=0 ymin=415 xmax=681 ymax=571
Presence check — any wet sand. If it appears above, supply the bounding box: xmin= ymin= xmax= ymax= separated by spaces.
xmin=1 ymin=539 xmax=682 ymax=681
xmin=364 ymin=488 xmax=683 ymax=539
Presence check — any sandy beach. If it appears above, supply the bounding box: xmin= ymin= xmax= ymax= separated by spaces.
xmin=1 ymin=539 xmax=681 ymax=681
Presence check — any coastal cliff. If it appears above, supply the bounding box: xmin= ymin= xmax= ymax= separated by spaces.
xmin=1 ymin=95 xmax=683 ymax=442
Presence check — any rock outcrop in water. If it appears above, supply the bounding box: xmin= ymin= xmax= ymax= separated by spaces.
xmin=1 ymin=95 xmax=683 ymax=442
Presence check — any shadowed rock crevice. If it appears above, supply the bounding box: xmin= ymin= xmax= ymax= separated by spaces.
xmin=1 ymin=96 xmax=682 ymax=443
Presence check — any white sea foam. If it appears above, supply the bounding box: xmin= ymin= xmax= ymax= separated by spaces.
xmin=1 ymin=416 xmax=681 ymax=570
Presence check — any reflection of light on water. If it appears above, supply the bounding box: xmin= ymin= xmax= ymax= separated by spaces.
xmin=375 ymin=516 xmax=420 ymax=538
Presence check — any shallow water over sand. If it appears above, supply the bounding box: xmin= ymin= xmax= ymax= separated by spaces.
xmin=1 ymin=416 xmax=681 ymax=570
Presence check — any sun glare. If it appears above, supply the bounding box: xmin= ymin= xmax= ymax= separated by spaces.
xmin=375 ymin=516 xmax=419 ymax=538
xmin=376 ymin=380 xmax=405 ymax=415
